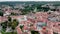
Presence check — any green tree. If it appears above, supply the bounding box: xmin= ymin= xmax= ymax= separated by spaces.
xmin=20 ymin=25 xmax=24 ymax=30
xmin=0 ymin=10 xmax=3 ymax=16
xmin=31 ymin=30 xmax=40 ymax=34
xmin=1 ymin=21 xmax=8 ymax=32
xmin=11 ymin=19 xmax=19 ymax=34
xmin=42 ymin=7 xmax=50 ymax=12
xmin=8 ymin=16 xmax=12 ymax=22
xmin=1 ymin=17 xmax=18 ymax=34
xmin=8 ymin=16 xmax=18 ymax=29
xmin=53 ymin=32 xmax=58 ymax=34
xmin=7 ymin=16 xmax=12 ymax=27
xmin=11 ymin=12 xmax=15 ymax=15
xmin=11 ymin=19 xmax=18 ymax=30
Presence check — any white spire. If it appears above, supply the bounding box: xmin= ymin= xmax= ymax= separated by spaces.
xmin=24 ymin=15 xmax=27 ymax=21
xmin=34 ymin=7 xmax=37 ymax=12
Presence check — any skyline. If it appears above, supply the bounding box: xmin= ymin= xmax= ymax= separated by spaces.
xmin=0 ymin=0 xmax=60 ymax=2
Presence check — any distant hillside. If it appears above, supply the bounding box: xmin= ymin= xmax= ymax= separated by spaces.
xmin=0 ymin=1 xmax=60 ymax=6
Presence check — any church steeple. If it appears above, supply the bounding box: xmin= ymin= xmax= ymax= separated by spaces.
xmin=34 ymin=7 xmax=37 ymax=12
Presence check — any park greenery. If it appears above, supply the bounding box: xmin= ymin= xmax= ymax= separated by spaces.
xmin=0 ymin=16 xmax=19 ymax=34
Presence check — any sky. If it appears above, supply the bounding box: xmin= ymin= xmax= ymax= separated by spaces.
xmin=0 ymin=0 xmax=60 ymax=2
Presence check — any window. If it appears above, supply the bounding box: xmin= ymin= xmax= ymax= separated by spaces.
xmin=20 ymin=25 xmax=24 ymax=30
